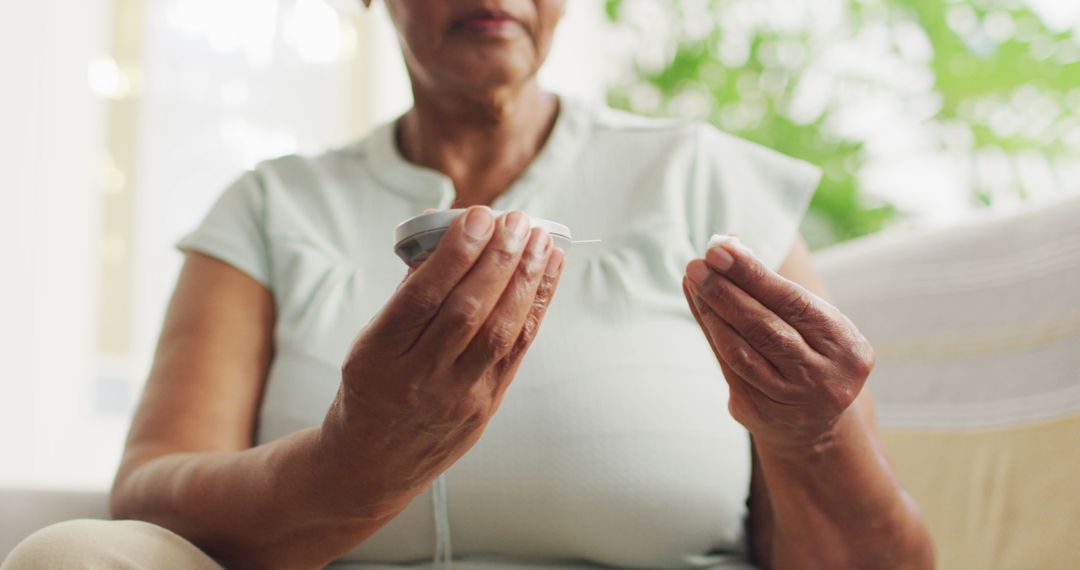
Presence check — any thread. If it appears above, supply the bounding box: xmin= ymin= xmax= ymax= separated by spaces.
xmin=431 ymin=474 xmax=453 ymax=569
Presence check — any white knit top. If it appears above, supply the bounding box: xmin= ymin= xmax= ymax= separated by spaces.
xmin=178 ymin=97 xmax=820 ymax=569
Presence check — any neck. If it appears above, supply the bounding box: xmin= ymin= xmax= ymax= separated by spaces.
xmin=397 ymin=80 xmax=559 ymax=207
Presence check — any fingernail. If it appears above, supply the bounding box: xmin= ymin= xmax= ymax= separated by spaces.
xmin=504 ymin=211 xmax=530 ymax=247
xmin=706 ymin=246 xmax=735 ymax=272
xmin=687 ymin=260 xmax=710 ymax=285
xmin=528 ymin=228 xmax=551 ymax=259
xmin=464 ymin=207 xmax=493 ymax=240
xmin=545 ymin=247 xmax=564 ymax=277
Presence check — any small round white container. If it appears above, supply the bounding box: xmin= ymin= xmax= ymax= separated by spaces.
xmin=393 ymin=209 xmax=573 ymax=266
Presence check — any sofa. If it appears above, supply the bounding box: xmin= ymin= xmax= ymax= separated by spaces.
xmin=3 ymin=194 xmax=1079 ymax=568
xmin=814 ymin=193 xmax=1080 ymax=569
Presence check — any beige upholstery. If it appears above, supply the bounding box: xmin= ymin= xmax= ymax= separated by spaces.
xmin=882 ymin=417 xmax=1080 ymax=569
xmin=816 ymin=194 xmax=1080 ymax=569
xmin=0 ymin=490 xmax=109 ymax=561
xmin=0 ymin=519 xmax=222 ymax=570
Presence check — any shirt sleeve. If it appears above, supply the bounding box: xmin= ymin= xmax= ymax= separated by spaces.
xmin=176 ymin=171 xmax=272 ymax=287
xmin=686 ymin=125 xmax=822 ymax=270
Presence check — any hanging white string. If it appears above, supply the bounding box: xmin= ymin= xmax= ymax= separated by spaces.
xmin=431 ymin=473 xmax=453 ymax=569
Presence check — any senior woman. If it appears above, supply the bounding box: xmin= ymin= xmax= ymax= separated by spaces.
xmin=4 ymin=1 xmax=932 ymax=569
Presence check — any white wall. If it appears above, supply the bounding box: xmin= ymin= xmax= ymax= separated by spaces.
xmin=0 ymin=0 xmax=110 ymax=488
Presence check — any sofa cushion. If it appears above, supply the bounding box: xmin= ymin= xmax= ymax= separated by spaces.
xmin=883 ymin=415 xmax=1080 ymax=570
xmin=0 ymin=489 xmax=109 ymax=561
xmin=816 ymin=193 xmax=1080 ymax=569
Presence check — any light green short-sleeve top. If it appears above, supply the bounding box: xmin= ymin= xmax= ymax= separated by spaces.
xmin=177 ymin=97 xmax=820 ymax=569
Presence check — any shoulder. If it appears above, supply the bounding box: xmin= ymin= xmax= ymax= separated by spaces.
xmin=576 ymin=100 xmax=702 ymax=150
xmin=569 ymin=101 xmax=821 ymax=268
xmin=573 ymin=100 xmax=808 ymax=176
xmin=212 ymin=128 xmax=395 ymax=250
xmin=226 ymin=127 xmax=392 ymax=223
xmin=247 ymin=136 xmax=374 ymax=189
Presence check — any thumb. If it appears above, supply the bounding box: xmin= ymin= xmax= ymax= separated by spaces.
xmin=366 ymin=206 xmax=492 ymax=352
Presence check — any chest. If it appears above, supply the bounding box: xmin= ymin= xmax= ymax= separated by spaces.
xmin=260 ymin=230 xmax=751 ymax=565
xmin=256 ymin=167 xmax=752 ymax=565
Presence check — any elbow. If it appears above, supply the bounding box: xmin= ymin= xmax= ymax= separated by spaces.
xmin=909 ymin=534 xmax=936 ymax=570
xmin=852 ymin=530 xmax=934 ymax=570
xmin=888 ymin=491 xmax=935 ymax=570
xmin=772 ymin=537 xmax=933 ymax=570
xmin=108 ymin=465 xmax=139 ymax=521
xmin=107 ymin=446 xmax=170 ymax=521
xmin=847 ymin=491 xmax=935 ymax=570
xmin=855 ymin=529 xmax=934 ymax=570
xmin=895 ymin=505 xmax=935 ymax=570
xmin=768 ymin=496 xmax=935 ymax=570
xmin=851 ymin=497 xmax=936 ymax=570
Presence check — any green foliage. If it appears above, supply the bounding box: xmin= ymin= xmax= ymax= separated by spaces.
xmin=604 ymin=0 xmax=1080 ymax=248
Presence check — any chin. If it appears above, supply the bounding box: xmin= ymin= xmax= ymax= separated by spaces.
xmin=433 ymin=38 xmax=537 ymax=88
xmin=444 ymin=61 xmax=537 ymax=94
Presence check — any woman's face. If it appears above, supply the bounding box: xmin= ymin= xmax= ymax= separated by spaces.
xmin=380 ymin=0 xmax=566 ymax=95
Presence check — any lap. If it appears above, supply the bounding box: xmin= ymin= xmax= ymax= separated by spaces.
xmin=1 ymin=519 xmax=221 ymax=570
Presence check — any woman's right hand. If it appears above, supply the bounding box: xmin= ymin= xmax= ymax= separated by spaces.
xmin=321 ymin=206 xmax=565 ymax=517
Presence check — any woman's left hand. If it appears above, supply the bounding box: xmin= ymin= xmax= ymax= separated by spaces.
xmin=682 ymin=238 xmax=876 ymax=448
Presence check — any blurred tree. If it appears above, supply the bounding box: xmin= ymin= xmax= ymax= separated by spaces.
xmin=604 ymin=0 xmax=1080 ymax=247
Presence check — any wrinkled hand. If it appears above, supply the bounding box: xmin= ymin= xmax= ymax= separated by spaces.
xmin=325 ymin=206 xmax=565 ymax=506
xmin=682 ymin=239 xmax=875 ymax=448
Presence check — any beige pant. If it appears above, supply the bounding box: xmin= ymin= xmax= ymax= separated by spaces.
xmin=1 ymin=519 xmax=222 ymax=570
xmin=3 ymin=521 xmax=750 ymax=569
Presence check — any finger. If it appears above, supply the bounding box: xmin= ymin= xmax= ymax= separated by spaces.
xmin=682 ymin=277 xmax=791 ymax=401
xmin=455 ymin=227 xmax=553 ymax=379
xmin=703 ymin=241 xmax=836 ymax=337
xmin=397 ymin=264 xmax=420 ymax=289
xmin=687 ymin=259 xmax=817 ymax=366
xmin=369 ymin=206 xmax=495 ymax=351
xmin=685 ymin=278 xmax=798 ymax=429
xmin=415 ymin=211 xmax=533 ymax=360
xmin=489 ymin=246 xmax=565 ymax=400
xmin=718 ymin=359 xmax=779 ymax=433
xmin=512 ymin=247 xmax=565 ymax=362
xmin=682 ymin=276 xmax=724 ymax=366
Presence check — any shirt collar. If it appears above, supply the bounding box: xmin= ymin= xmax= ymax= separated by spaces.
xmin=359 ymin=95 xmax=593 ymax=210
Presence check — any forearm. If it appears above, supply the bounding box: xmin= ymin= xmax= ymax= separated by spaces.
xmin=753 ymin=406 xmax=933 ymax=570
xmin=111 ymin=425 xmax=417 ymax=570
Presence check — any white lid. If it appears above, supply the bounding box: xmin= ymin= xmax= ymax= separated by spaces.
xmin=393 ymin=209 xmax=572 ymax=247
